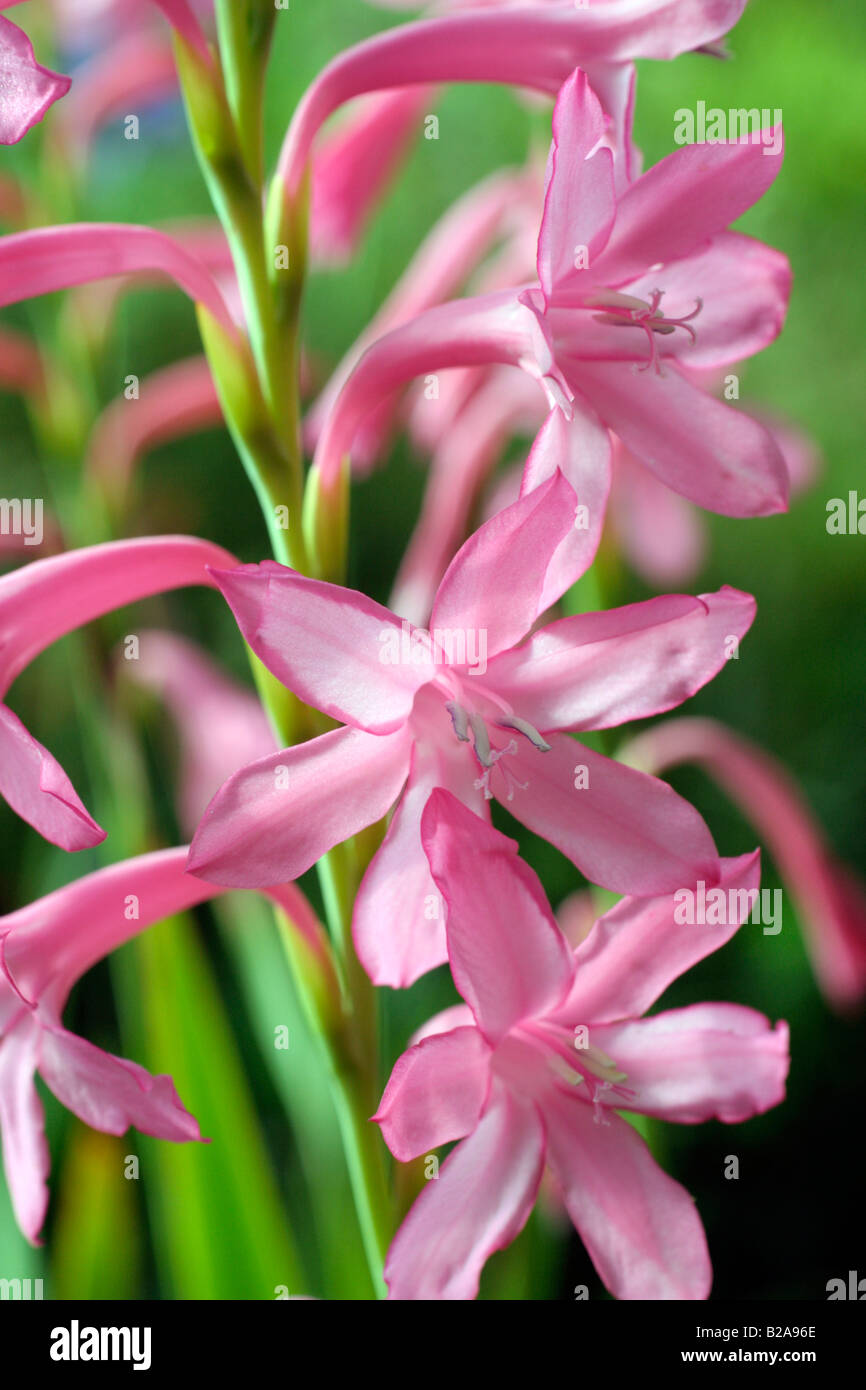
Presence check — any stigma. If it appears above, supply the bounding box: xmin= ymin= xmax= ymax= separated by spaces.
xmin=587 ymin=287 xmax=703 ymax=375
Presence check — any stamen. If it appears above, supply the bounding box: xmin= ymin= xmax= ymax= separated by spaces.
xmin=468 ymin=712 xmax=492 ymax=767
xmin=496 ymin=714 xmax=551 ymax=752
xmin=445 ymin=700 xmax=470 ymax=743
xmin=473 ymin=739 xmax=527 ymax=801
xmin=590 ymin=287 xmax=703 ymax=375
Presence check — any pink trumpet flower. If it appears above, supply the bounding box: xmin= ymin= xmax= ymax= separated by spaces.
xmin=122 ymin=629 xmax=275 ymax=835
xmin=375 ymin=789 xmax=789 ymax=1301
xmin=0 ymin=846 xmax=323 ymax=1243
xmin=620 ymin=718 xmax=866 ymax=1012
xmin=188 ymin=471 xmax=756 ymax=987
xmin=0 ymin=535 xmax=237 ymax=850
xmin=312 ymin=69 xmax=790 ymax=524
xmin=305 ymin=167 xmax=535 ymax=463
xmin=0 ymin=3 xmax=70 ymax=144
xmin=277 ymin=1 xmax=747 ymax=202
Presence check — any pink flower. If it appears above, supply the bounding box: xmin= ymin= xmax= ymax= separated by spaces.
xmin=305 ymin=166 xmax=535 ymax=464
xmin=277 ymin=1 xmax=747 ymax=202
xmin=375 ymin=789 xmax=789 ymax=1300
xmin=0 ymin=536 xmax=236 ymax=849
xmin=313 ymin=69 xmax=790 ymax=524
xmin=188 ymin=472 xmax=756 ymax=986
xmin=0 ymin=845 xmax=322 ymax=1242
xmin=621 ymin=717 xmax=866 ymax=1012
xmin=0 ymin=4 xmax=70 ymax=144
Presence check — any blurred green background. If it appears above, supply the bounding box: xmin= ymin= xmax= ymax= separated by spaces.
xmin=1 ymin=0 xmax=865 ymax=1299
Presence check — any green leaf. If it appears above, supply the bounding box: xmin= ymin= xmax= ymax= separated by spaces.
xmin=111 ymin=910 xmax=306 ymax=1300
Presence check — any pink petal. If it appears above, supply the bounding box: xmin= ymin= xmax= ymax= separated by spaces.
xmin=429 ymin=469 xmax=577 ymax=659
xmin=0 ymin=223 xmax=235 ymax=335
xmin=619 ymin=233 xmax=791 ymax=370
xmin=581 ymin=58 xmax=640 ymax=192
xmin=571 ymin=358 xmax=789 ymax=517
xmin=519 ymin=403 xmax=613 ymax=609
xmin=0 ymin=535 xmax=237 ymax=693
xmin=421 ymin=789 xmax=575 ymax=1042
xmin=353 ymin=735 xmax=488 ymax=988
xmin=305 ymin=169 xmax=529 ymax=459
xmin=544 ymin=1091 xmax=711 ymax=1300
xmin=374 ymin=1026 xmax=491 ymax=1161
xmin=622 ymin=718 xmax=866 ymax=1011
xmin=0 ymin=14 xmax=70 ymax=145
xmin=537 ymin=69 xmax=615 ymax=304
xmin=506 ymin=733 xmax=719 ymax=895
xmin=150 ymin=0 xmax=211 ymax=62
xmin=278 ymin=4 xmax=748 ymax=197
xmin=211 ymin=562 xmax=428 ymax=734
xmin=595 ymin=128 xmax=785 ymax=290
xmin=311 ymin=290 xmax=533 ymax=490
xmin=1 ymin=844 xmax=323 ymax=1013
xmin=609 ymin=442 xmax=707 ymax=585
xmin=384 ymin=1088 xmax=544 ymax=1300
xmin=0 ymin=702 xmax=106 ymax=851
xmin=593 ymin=1006 xmax=789 ymax=1123
xmin=187 ymin=724 xmax=412 ymax=887
xmin=553 ymin=851 xmax=762 ymax=1025
xmin=390 ymin=366 xmax=544 ymax=626
xmin=0 ymin=1013 xmax=49 ymax=1244
xmin=410 ymin=1003 xmax=475 ymax=1046
xmin=311 ymin=87 xmax=433 ymax=265
xmin=485 ymin=586 xmax=755 ymax=733
xmin=38 ymin=1026 xmax=203 ymax=1141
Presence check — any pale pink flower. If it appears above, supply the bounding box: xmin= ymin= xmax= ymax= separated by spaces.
xmin=621 ymin=718 xmax=866 ymax=1012
xmin=375 ymin=788 xmax=788 ymax=1300
xmin=312 ymin=69 xmax=790 ymax=525
xmin=0 ymin=3 xmax=70 ymax=144
xmin=188 ymin=472 xmax=757 ymax=986
xmin=0 ymin=536 xmax=236 ymax=849
xmin=277 ymin=1 xmax=747 ymax=203
xmin=305 ymin=167 xmax=535 ymax=463
xmin=0 ymin=846 xmax=321 ymax=1242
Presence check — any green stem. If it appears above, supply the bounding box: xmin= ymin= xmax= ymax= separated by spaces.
xmin=173 ymin=19 xmax=388 ymax=1295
